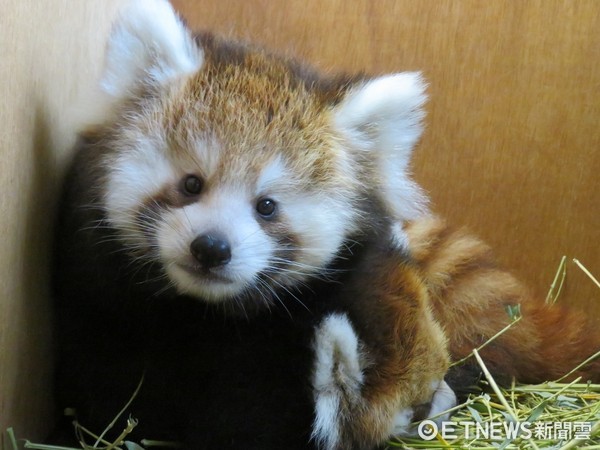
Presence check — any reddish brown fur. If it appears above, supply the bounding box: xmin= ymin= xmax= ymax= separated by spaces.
xmin=156 ymin=33 xmax=359 ymax=195
xmin=326 ymin=250 xmax=450 ymax=448
xmin=405 ymin=216 xmax=600 ymax=384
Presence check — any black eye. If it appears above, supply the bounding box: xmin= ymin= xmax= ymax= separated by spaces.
xmin=182 ymin=175 xmax=203 ymax=196
xmin=256 ymin=198 xmax=277 ymax=218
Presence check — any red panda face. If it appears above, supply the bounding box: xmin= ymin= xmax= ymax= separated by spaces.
xmin=90 ymin=1 xmax=428 ymax=307
xmin=102 ymin=58 xmax=362 ymax=304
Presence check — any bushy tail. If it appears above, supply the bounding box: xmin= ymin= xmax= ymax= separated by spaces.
xmin=404 ymin=216 xmax=600 ymax=385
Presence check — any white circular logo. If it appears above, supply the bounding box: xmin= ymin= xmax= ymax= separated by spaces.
xmin=417 ymin=419 xmax=438 ymax=441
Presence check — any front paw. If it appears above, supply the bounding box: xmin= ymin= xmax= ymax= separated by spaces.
xmin=311 ymin=314 xmax=456 ymax=450
xmin=311 ymin=313 xmax=365 ymax=450
xmin=392 ymin=379 xmax=456 ymax=437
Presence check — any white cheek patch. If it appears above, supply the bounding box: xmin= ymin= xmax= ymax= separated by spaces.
xmin=157 ymin=188 xmax=276 ymax=300
xmin=105 ymin=139 xmax=175 ymax=237
xmin=282 ymin=193 xmax=356 ymax=271
xmin=254 ymin=155 xmax=358 ymax=281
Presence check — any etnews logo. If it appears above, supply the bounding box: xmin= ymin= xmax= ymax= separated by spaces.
xmin=417 ymin=420 xmax=592 ymax=441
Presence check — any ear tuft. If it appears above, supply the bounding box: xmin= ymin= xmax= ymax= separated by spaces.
xmin=334 ymin=72 xmax=429 ymax=222
xmin=101 ymin=0 xmax=202 ymax=99
xmin=334 ymin=72 xmax=427 ymax=161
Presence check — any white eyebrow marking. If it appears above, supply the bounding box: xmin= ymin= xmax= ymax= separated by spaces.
xmin=256 ymin=155 xmax=289 ymax=194
xmin=190 ymin=135 xmax=222 ymax=179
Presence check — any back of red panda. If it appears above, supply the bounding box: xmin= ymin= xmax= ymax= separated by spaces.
xmin=405 ymin=216 xmax=600 ymax=386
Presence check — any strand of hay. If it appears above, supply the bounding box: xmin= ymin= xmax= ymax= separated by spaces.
xmin=545 ymin=255 xmax=567 ymax=304
xmin=573 ymin=258 xmax=600 ymax=290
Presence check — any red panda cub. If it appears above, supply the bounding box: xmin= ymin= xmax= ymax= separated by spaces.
xmin=53 ymin=1 xmax=599 ymax=449
xmin=53 ymin=1 xmax=453 ymax=449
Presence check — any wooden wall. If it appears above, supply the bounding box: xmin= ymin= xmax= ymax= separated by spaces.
xmin=172 ymin=0 xmax=600 ymax=314
xmin=0 ymin=0 xmax=597 ymax=444
xmin=0 ymin=0 xmax=121 ymax=444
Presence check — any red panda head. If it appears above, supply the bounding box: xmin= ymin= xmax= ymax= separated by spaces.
xmin=87 ymin=0 xmax=428 ymax=305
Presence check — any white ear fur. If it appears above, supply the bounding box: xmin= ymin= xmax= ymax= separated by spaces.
xmin=101 ymin=0 xmax=202 ymax=99
xmin=334 ymin=72 xmax=429 ymax=222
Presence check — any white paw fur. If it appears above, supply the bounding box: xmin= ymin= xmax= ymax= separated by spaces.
xmin=429 ymin=379 xmax=457 ymax=422
xmin=312 ymin=313 xmax=364 ymax=450
xmin=393 ymin=379 xmax=457 ymax=437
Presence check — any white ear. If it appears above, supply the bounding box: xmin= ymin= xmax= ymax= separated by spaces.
xmin=334 ymin=72 xmax=429 ymax=222
xmin=101 ymin=0 xmax=202 ymax=99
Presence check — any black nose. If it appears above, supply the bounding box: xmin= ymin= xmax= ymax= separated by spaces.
xmin=190 ymin=234 xmax=232 ymax=269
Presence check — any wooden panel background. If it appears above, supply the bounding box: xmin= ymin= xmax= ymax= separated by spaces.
xmin=172 ymin=0 xmax=600 ymax=314
xmin=0 ymin=0 xmax=598 ymax=444
xmin=0 ymin=0 xmax=122 ymax=444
